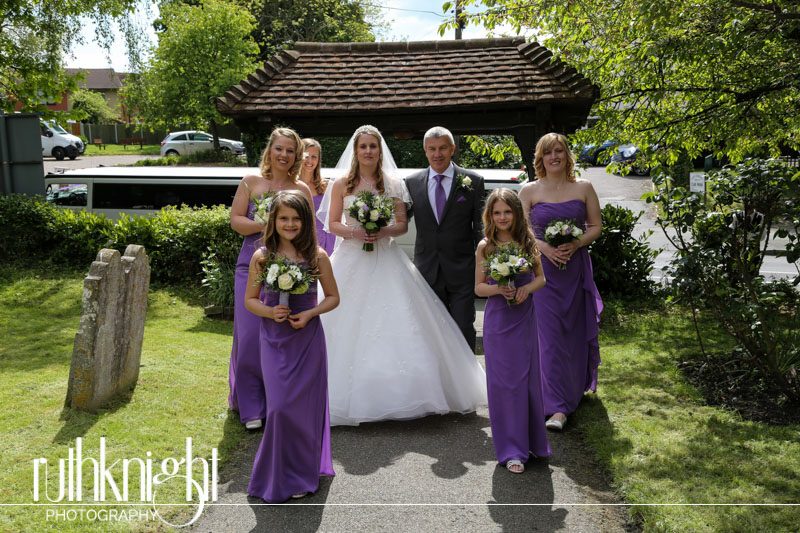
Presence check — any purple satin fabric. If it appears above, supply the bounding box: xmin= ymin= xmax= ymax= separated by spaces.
xmin=229 ymin=201 xmax=266 ymax=423
xmin=247 ymin=285 xmax=334 ymax=503
xmin=531 ymin=200 xmax=603 ymax=416
xmin=313 ymin=194 xmax=335 ymax=256
xmin=483 ymin=272 xmax=551 ymax=462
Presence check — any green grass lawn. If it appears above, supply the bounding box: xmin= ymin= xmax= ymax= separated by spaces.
xmin=1 ymin=267 xmax=797 ymax=531
xmin=575 ymin=301 xmax=800 ymax=531
xmin=0 ymin=265 xmax=246 ymax=531
xmin=83 ymin=144 xmax=161 ymax=156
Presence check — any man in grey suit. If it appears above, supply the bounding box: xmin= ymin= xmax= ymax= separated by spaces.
xmin=405 ymin=126 xmax=485 ymax=351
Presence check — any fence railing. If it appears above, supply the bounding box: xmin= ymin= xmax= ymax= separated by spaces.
xmin=77 ymin=123 xmax=242 ymax=145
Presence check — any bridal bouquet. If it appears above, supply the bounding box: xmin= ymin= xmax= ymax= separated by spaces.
xmin=484 ymin=242 xmax=533 ymax=305
xmin=543 ymin=218 xmax=584 ymax=270
xmin=252 ymin=192 xmax=275 ymax=225
xmin=347 ymin=190 xmax=394 ymax=252
xmin=258 ymin=254 xmax=316 ymax=306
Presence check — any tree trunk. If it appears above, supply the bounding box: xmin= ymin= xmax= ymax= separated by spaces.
xmin=210 ymin=119 xmax=220 ymax=151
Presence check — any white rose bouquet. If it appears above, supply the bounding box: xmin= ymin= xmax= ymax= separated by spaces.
xmin=347 ymin=190 xmax=395 ymax=252
xmin=543 ymin=218 xmax=584 ymax=270
xmin=258 ymin=254 xmax=316 ymax=306
xmin=252 ymin=192 xmax=275 ymax=226
xmin=484 ymin=242 xmax=533 ymax=305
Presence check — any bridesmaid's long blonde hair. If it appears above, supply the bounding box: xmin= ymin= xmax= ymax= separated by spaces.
xmin=258 ymin=127 xmax=303 ymax=182
xmin=533 ymin=132 xmax=576 ymax=182
xmin=301 ymin=138 xmax=326 ymax=195
xmin=482 ymin=188 xmax=540 ymax=263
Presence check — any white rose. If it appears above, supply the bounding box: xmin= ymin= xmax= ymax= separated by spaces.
xmin=496 ymin=263 xmax=510 ymax=276
xmin=356 ymin=200 xmax=366 ymax=208
xmin=266 ymin=264 xmax=280 ymax=284
xmin=369 ymin=209 xmax=379 ymax=221
xmin=571 ymin=227 xmax=583 ymax=238
xmin=462 ymin=177 xmax=472 ymax=186
xmin=277 ymin=273 xmax=294 ymax=291
xmin=509 ymin=255 xmax=519 ymax=264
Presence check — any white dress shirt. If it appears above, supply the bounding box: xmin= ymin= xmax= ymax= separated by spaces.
xmin=427 ymin=163 xmax=455 ymax=223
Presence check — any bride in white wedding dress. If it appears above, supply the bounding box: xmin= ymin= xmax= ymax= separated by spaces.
xmin=317 ymin=125 xmax=487 ymax=426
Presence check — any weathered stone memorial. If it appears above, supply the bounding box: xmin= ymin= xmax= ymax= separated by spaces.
xmin=65 ymin=245 xmax=150 ymax=411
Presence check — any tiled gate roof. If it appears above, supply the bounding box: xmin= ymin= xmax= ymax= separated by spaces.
xmin=218 ymin=38 xmax=596 ymax=116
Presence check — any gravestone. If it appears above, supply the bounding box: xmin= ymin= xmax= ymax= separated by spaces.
xmin=65 ymin=245 xmax=151 ymax=411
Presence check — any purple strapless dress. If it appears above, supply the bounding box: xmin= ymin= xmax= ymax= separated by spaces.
xmin=530 ymin=200 xmax=603 ymax=416
xmin=228 ymin=201 xmax=266 ymax=424
xmin=247 ymin=281 xmax=334 ymax=503
xmin=313 ymin=194 xmax=335 ymax=255
xmin=483 ymin=271 xmax=551 ymax=462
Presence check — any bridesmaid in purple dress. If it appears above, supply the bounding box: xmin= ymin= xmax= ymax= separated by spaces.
xmin=229 ymin=128 xmax=314 ymax=429
xmin=520 ymin=132 xmax=603 ymax=432
xmin=300 ymin=138 xmax=336 ymax=255
xmin=475 ymin=188 xmax=550 ymax=474
xmin=244 ymin=191 xmax=339 ymax=502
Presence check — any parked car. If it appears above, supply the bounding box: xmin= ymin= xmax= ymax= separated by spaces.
xmin=610 ymin=144 xmax=649 ymax=176
xmin=160 ymin=130 xmax=245 ymax=157
xmin=578 ymin=140 xmax=617 ymax=166
xmin=40 ymin=120 xmax=85 ymax=160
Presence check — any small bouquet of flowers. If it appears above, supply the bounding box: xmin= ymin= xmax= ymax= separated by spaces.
xmin=543 ymin=218 xmax=584 ymax=270
xmin=484 ymin=242 xmax=533 ymax=305
xmin=258 ymin=254 xmax=317 ymax=306
xmin=347 ymin=190 xmax=395 ymax=252
xmin=252 ymin=192 xmax=275 ymax=225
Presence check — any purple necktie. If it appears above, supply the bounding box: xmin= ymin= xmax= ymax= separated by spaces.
xmin=434 ymin=174 xmax=446 ymax=223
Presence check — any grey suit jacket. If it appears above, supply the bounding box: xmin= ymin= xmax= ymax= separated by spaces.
xmin=405 ymin=164 xmax=485 ymax=287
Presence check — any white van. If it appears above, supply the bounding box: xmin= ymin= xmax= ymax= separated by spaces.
xmin=40 ymin=120 xmax=85 ymax=160
xmin=44 ymin=166 xmax=526 ymax=258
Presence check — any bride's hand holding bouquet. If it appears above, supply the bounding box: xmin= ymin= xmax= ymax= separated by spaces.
xmin=347 ymin=190 xmax=395 ymax=251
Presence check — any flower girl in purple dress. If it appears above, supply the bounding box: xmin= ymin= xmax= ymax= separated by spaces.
xmin=244 ymin=191 xmax=339 ymax=502
xmin=475 ymin=188 xmax=551 ymax=474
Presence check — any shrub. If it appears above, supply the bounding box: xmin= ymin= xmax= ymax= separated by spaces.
xmin=0 ymin=195 xmax=54 ymax=258
xmin=135 ymin=149 xmax=248 ymax=167
xmin=0 ymin=197 xmax=241 ymax=290
xmin=645 ymin=158 xmax=800 ymax=402
xmin=589 ymin=204 xmax=657 ymax=299
xmin=201 ymin=249 xmax=237 ymax=309
xmin=48 ymin=209 xmax=114 ymax=265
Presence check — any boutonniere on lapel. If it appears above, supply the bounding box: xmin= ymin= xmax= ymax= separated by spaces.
xmin=454 ymin=174 xmax=473 ymax=192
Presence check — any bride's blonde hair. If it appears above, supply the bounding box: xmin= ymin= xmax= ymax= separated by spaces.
xmin=344 ymin=125 xmax=386 ymax=195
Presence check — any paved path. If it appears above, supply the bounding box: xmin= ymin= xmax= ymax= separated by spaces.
xmin=43 ymin=154 xmax=158 ymax=174
xmin=193 ymin=381 xmax=630 ymax=532
xmin=582 ymin=166 xmax=797 ymax=281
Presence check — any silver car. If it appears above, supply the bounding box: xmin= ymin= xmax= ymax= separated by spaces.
xmin=160 ymin=130 xmax=245 ymax=157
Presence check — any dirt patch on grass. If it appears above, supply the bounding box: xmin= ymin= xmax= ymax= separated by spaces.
xmin=679 ymin=354 xmax=800 ymax=425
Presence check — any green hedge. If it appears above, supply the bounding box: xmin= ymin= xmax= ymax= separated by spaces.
xmin=1 ymin=195 xmax=659 ymax=306
xmin=590 ymin=204 xmax=658 ymax=299
xmin=0 ymin=195 xmax=240 ymax=287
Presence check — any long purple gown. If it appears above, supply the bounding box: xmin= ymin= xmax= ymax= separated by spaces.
xmin=313 ymin=193 xmax=335 ymax=256
xmin=248 ymin=279 xmax=335 ymax=502
xmin=228 ymin=201 xmax=266 ymax=424
xmin=483 ymin=271 xmax=551 ymax=462
xmin=531 ymin=200 xmax=603 ymax=417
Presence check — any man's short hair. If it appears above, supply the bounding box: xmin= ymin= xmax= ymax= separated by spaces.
xmin=423 ymin=126 xmax=455 ymax=146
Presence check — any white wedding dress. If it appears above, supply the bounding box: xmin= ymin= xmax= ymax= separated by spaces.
xmin=320 ymin=183 xmax=488 ymax=426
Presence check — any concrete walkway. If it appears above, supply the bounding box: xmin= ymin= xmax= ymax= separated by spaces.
xmin=582 ymin=166 xmax=797 ymax=281
xmin=192 ymin=385 xmax=630 ymax=532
